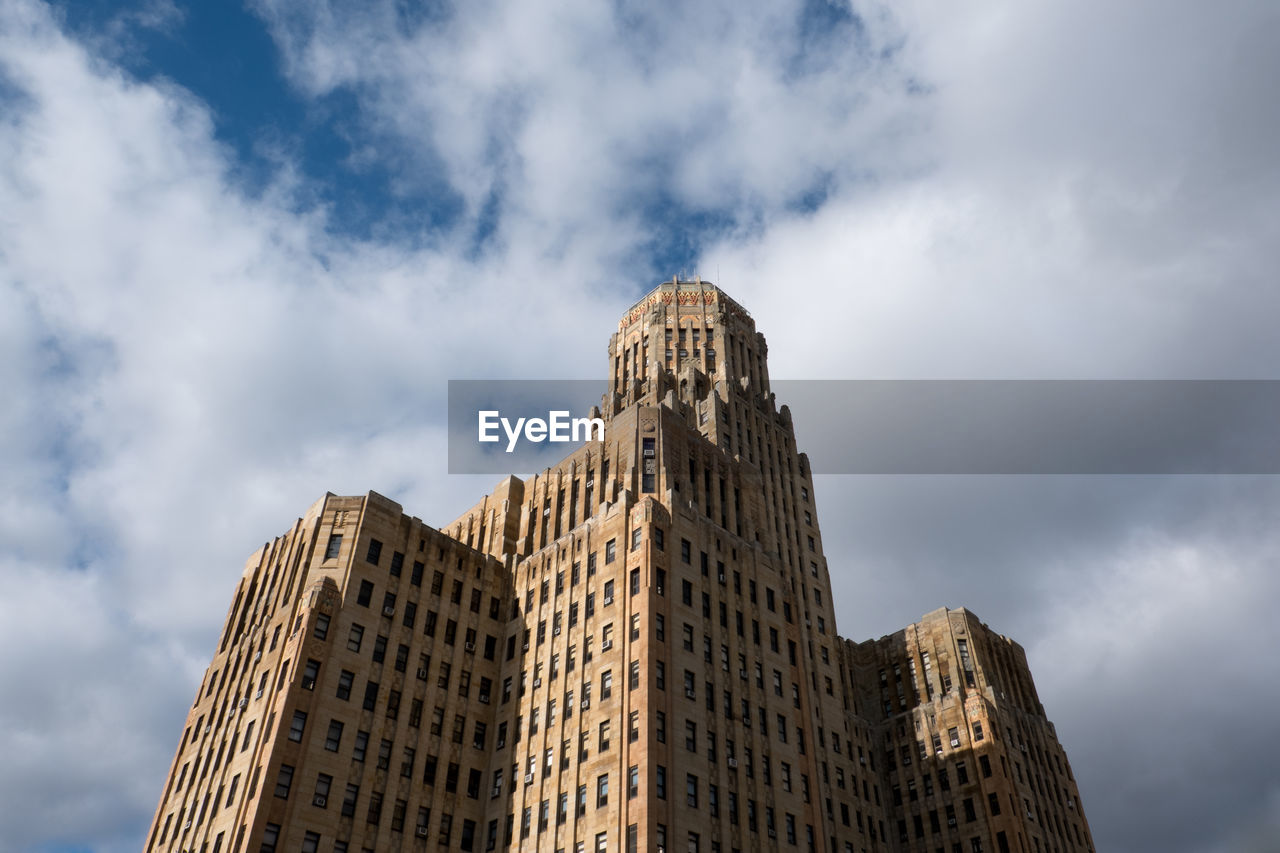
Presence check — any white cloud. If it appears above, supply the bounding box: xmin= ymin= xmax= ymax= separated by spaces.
xmin=3 ymin=0 xmax=1279 ymax=850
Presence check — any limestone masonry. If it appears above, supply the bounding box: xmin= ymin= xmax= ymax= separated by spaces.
xmin=146 ymin=279 xmax=1093 ymax=853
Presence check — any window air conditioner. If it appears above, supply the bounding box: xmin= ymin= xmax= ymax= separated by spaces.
xmin=580 ymin=700 xmax=590 ymax=710
xmin=525 ymin=773 xmax=534 ymax=784
xmin=728 ymin=758 xmax=738 ymax=768
xmin=416 ymin=826 xmax=429 ymax=838
xmin=465 ymin=641 xmax=475 ymax=652
xmin=383 ymin=605 xmax=395 ymax=616
xmin=417 ymin=668 xmax=429 ymax=679
xmin=601 ymin=639 xmax=613 ymax=651
xmin=313 ymin=795 xmax=326 ymax=807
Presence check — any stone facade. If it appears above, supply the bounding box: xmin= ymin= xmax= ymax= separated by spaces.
xmin=145 ymin=279 xmax=1093 ymax=853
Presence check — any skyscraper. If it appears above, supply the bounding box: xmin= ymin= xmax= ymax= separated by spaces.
xmin=145 ymin=279 xmax=1093 ymax=853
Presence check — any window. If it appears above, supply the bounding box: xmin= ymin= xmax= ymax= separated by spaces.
xmin=313 ymin=613 xmax=330 ymax=640
xmin=605 ymin=539 xmax=616 ymax=563
xmin=629 ymin=710 xmax=640 ymax=742
xmin=597 ymin=773 xmax=609 ymax=807
xmin=656 ymin=765 xmax=667 ymax=799
xmin=356 ymin=580 xmax=374 ymax=606
xmin=599 ymin=720 xmax=611 ymax=751
xmin=353 ymin=730 xmax=368 ymax=761
xmin=366 ymin=539 xmax=382 ymax=564
xmin=260 ymin=823 xmax=280 ymax=853
xmin=341 ymin=783 xmax=358 ymax=817
xmin=301 ymin=659 xmax=319 ymax=690
xmin=288 ymin=711 xmax=306 ymax=742
xmin=324 ymin=535 xmax=342 ymax=560
xmin=401 ymin=747 xmax=416 ymax=778
xmin=324 ymin=720 xmax=343 ymax=751
xmin=629 ymin=765 xmax=639 ymax=799
xmin=686 ymin=774 xmax=698 ymax=807
xmin=274 ymin=765 xmax=293 ymax=798
xmin=313 ymin=773 xmax=332 ymax=808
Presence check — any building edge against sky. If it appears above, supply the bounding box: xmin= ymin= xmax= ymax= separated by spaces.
xmin=145 ymin=279 xmax=1094 ymax=853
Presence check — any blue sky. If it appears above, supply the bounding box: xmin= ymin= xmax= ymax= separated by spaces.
xmin=2 ymin=0 xmax=1280 ymax=851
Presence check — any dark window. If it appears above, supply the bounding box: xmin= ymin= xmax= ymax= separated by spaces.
xmin=366 ymin=539 xmax=382 ymax=565
xmin=301 ymin=659 xmax=319 ymax=690
xmin=274 ymin=765 xmax=293 ymax=799
xmin=288 ymin=711 xmax=306 ymax=742
xmin=324 ymin=720 xmax=343 ymax=751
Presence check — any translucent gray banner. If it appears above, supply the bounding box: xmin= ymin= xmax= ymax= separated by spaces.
xmin=448 ymin=380 xmax=1280 ymax=475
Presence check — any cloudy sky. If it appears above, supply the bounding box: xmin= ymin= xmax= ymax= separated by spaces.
xmin=2 ymin=0 xmax=1279 ymax=851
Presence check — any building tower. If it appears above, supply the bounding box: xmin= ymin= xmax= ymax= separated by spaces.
xmin=145 ymin=279 xmax=1093 ymax=853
